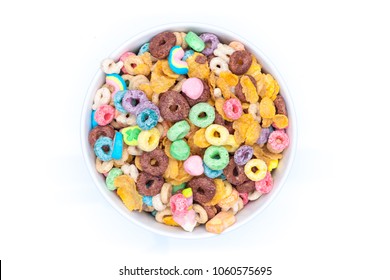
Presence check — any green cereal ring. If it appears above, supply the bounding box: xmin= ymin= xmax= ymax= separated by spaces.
xmin=172 ymin=183 xmax=186 ymax=194
xmin=167 ymin=120 xmax=190 ymax=141
xmin=203 ymin=146 xmax=229 ymax=170
xmin=105 ymin=168 xmax=123 ymax=191
xmin=189 ymin=102 xmax=215 ymax=128
xmin=185 ymin=31 xmax=205 ymax=52
xmin=170 ymin=139 xmax=191 ymax=161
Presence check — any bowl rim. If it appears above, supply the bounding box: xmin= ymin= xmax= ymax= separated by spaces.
xmin=81 ymin=22 xmax=297 ymax=239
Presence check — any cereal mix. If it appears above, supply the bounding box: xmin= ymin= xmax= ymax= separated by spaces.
xmin=89 ymin=31 xmax=290 ymax=234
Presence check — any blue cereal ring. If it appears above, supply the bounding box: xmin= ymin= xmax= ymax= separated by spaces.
xmin=112 ymin=131 xmax=123 ymax=160
xmin=183 ymin=50 xmax=194 ymax=61
xmin=203 ymin=162 xmax=223 ymax=179
xmin=113 ymin=90 xmax=127 ymax=114
xmin=91 ymin=110 xmax=98 ymax=129
xmin=136 ymin=108 xmax=158 ymax=130
xmin=142 ymin=196 xmax=153 ymax=206
xmin=138 ymin=42 xmax=150 ymax=55
xmin=94 ymin=136 xmax=113 ymax=161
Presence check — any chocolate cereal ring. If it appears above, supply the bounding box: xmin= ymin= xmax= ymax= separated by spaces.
xmin=149 ymin=31 xmax=176 ymax=59
xmin=214 ymin=112 xmax=234 ymax=134
xmin=184 ymin=80 xmax=211 ymax=107
xmin=158 ymin=90 xmax=190 ymax=122
xmin=188 ymin=177 xmax=216 ymax=203
xmin=140 ymin=148 xmax=168 ymax=176
xmin=274 ymin=95 xmax=288 ymax=116
xmin=235 ymin=75 xmax=257 ymax=103
xmin=223 ymin=158 xmax=248 ymax=186
xmin=202 ymin=205 xmax=217 ymax=220
xmin=88 ymin=125 xmax=115 ymax=147
xmin=136 ymin=172 xmax=164 ymax=196
xmin=229 ymin=50 xmax=252 ymax=75
xmin=236 ymin=180 xmax=255 ymax=194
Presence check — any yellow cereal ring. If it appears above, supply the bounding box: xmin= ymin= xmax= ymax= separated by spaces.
xmin=223 ymin=134 xmax=240 ymax=153
xmin=244 ymin=159 xmax=267 ymax=181
xmin=137 ymin=128 xmax=161 ymax=152
xmin=193 ymin=128 xmax=211 ymax=148
xmin=205 ymin=124 xmax=229 ymax=146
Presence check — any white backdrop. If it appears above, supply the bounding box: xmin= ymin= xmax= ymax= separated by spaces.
xmin=1 ymin=1 xmax=389 ymax=279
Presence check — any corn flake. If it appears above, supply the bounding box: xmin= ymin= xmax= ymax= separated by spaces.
xmin=240 ymin=75 xmax=259 ymax=104
xmin=187 ymin=53 xmax=210 ymax=80
xmin=272 ymin=114 xmax=289 ymax=129
xmin=193 ymin=128 xmax=211 ymax=148
xmin=233 ymin=114 xmax=261 ymax=145
xmin=259 ymin=97 xmax=276 ymax=119
xmin=115 ymin=175 xmax=143 ymax=212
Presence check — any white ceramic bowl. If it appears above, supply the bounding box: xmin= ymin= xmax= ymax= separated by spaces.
xmin=81 ymin=23 xmax=297 ymax=238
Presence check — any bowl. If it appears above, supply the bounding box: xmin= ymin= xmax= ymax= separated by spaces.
xmin=81 ymin=22 xmax=297 ymax=238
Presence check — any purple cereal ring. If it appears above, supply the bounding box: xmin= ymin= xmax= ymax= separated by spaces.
xmin=234 ymin=145 xmax=254 ymax=166
xmin=256 ymin=127 xmax=274 ymax=145
xmin=121 ymin=90 xmax=148 ymax=115
xmin=199 ymin=33 xmax=220 ymax=56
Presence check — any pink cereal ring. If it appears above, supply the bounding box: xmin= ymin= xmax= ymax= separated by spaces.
xmin=182 ymin=78 xmax=204 ymax=100
xmin=223 ymin=98 xmax=243 ymax=120
xmin=267 ymin=130 xmax=290 ymax=153
xmin=95 ymin=104 xmax=115 ymax=126
xmin=170 ymin=193 xmax=189 ymax=216
xmin=119 ymin=52 xmax=135 ymax=74
xmin=184 ymin=155 xmax=204 ymax=176
xmin=239 ymin=192 xmax=249 ymax=205
xmin=255 ymin=172 xmax=273 ymax=194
